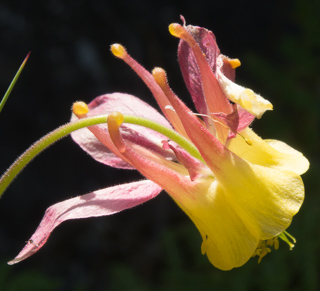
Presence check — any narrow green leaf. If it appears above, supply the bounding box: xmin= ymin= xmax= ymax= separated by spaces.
xmin=0 ymin=52 xmax=30 ymax=114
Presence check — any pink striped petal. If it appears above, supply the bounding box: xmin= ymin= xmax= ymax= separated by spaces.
xmin=237 ymin=106 xmax=255 ymax=132
xmin=71 ymin=93 xmax=174 ymax=169
xmin=8 ymin=180 xmax=162 ymax=265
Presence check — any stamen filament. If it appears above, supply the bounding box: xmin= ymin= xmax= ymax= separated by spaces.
xmin=110 ymin=44 xmax=186 ymax=136
xmin=107 ymin=113 xmax=126 ymax=153
xmin=0 ymin=114 xmax=203 ymax=197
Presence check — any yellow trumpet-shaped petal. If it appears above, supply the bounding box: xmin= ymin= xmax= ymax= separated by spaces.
xmin=228 ymin=127 xmax=309 ymax=175
xmin=170 ymin=159 xmax=304 ymax=270
xmin=219 ymin=159 xmax=304 ymax=240
xmin=172 ymin=177 xmax=259 ymax=270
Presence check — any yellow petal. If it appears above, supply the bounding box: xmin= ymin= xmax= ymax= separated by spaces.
xmin=218 ymin=73 xmax=273 ymax=118
xmin=170 ymin=178 xmax=259 ymax=271
xmin=218 ymin=158 xmax=305 ymax=240
xmin=169 ymin=152 xmax=304 ymax=270
xmin=228 ymin=127 xmax=309 ymax=175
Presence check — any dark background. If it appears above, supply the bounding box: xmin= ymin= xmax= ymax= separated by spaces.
xmin=0 ymin=0 xmax=319 ymax=290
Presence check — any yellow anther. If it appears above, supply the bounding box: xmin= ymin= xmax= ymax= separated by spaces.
xmin=258 ymin=246 xmax=271 ymax=264
xmin=152 ymin=67 xmax=167 ymax=89
xmin=110 ymin=44 xmax=127 ymax=58
xmin=72 ymin=101 xmax=89 ymax=116
xmin=229 ymin=58 xmax=241 ymax=69
xmin=169 ymin=23 xmax=185 ymax=38
xmin=266 ymin=238 xmax=274 ymax=247
xmin=244 ymin=138 xmax=252 ymax=146
xmin=201 ymin=235 xmax=208 ymax=255
xmin=274 ymin=238 xmax=279 ymax=250
xmin=237 ymin=132 xmax=252 ymax=146
xmin=252 ymin=238 xmax=281 ymax=264
xmin=109 ymin=112 xmax=124 ymax=126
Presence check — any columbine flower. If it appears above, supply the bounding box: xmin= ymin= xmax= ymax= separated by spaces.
xmin=2 ymin=18 xmax=308 ymax=270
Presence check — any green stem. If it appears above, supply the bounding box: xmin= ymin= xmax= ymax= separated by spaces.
xmin=0 ymin=114 xmax=202 ymax=197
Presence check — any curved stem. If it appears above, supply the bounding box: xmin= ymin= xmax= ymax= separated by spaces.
xmin=0 ymin=114 xmax=202 ymax=197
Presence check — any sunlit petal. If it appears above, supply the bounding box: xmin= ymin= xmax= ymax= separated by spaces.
xmin=228 ymin=127 xmax=309 ymax=175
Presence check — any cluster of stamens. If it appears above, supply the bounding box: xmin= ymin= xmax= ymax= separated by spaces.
xmin=252 ymin=231 xmax=296 ymax=263
xmin=252 ymin=237 xmax=280 ymax=263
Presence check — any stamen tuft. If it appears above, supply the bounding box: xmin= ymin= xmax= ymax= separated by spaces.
xmin=111 ymin=44 xmax=127 ymax=59
xmin=229 ymin=58 xmax=241 ymax=69
xmin=169 ymin=23 xmax=185 ymax=38
xmin=110 ymin=112 xmax=124 ymax=126
xmin=72 ymin=101 xmax=89 ymax=116
xmin=152 ymin=67 xmax=167 ymax=90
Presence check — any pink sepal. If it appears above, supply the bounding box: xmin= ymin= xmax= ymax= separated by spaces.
xmin=8 ymin=180 xmax=162 ymax=265
xmin=178 ymin=25 xmax=220 ymax=117
xmin=212 ymin=104 xmax=239 ymax=136
xmin=237 ymin=106 xmax=256 ymax=133
xmin=213 ymin=104 xmax=255 ymax=139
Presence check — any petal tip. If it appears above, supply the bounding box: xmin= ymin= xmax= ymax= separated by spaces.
xmin=7 ymin=259 xmax=18 ymax=265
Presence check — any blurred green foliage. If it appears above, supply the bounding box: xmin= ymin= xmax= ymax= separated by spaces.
xmin=0 ymin=262 xmax=62 ymax=291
